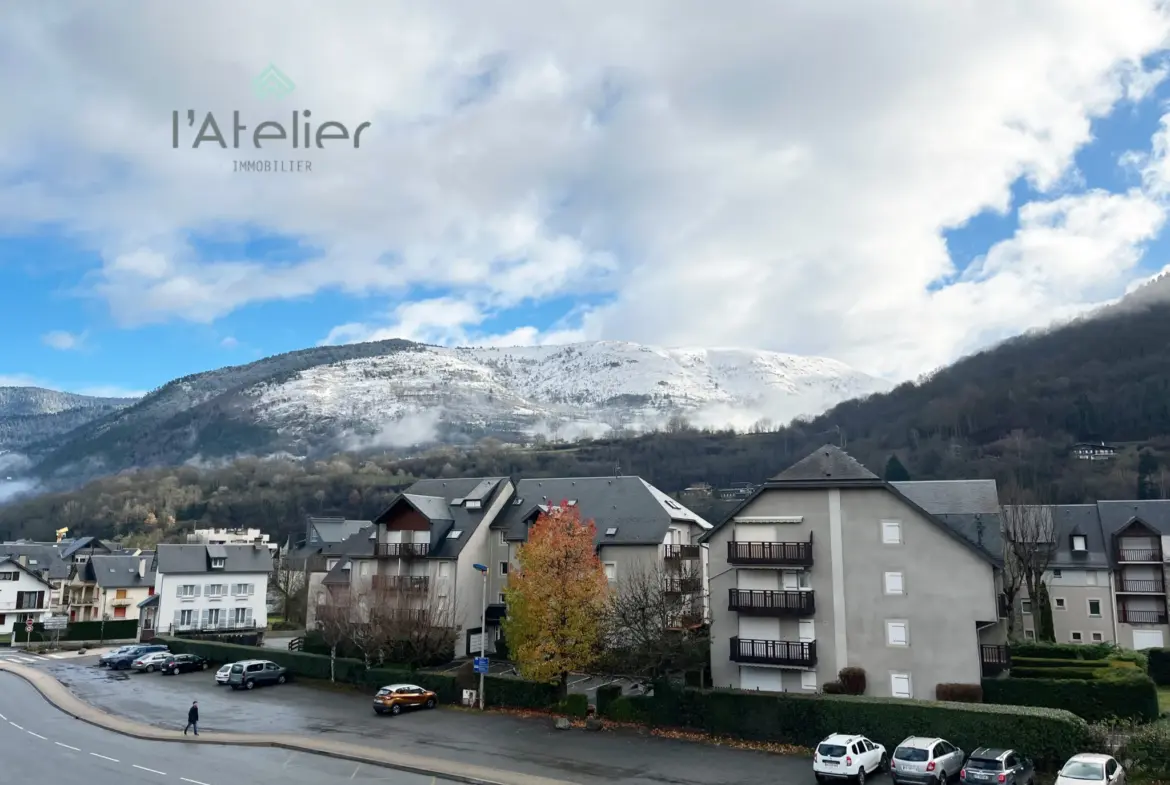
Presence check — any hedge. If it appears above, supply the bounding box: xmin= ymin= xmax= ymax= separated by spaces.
xmin=615 ymin=685 xmax=1087 ymax=769
xmin=596 ymin=684 xmax=622 ymax=716
xmin=1009 ymin=642 xmax=1117 ymax=660
xmin=482 ymin=675 xmax=558 ymax=709
xmin=556 ymin=694 xmax=589 ymax=717
xmin=983 ymin=674 xmax=1160 ymax=723
xmin=1010 ymin=667 xmax=1100 ymax=680
xmin=1011 ymin=657 xmax=1111 ymax=669
xmin=22 ymin=619 xmax=139 ymax=643
xmin=1148 ymin=648 xmax=1170 ymax=686
xmin=935 ymin=683 xmax=983 ymax=703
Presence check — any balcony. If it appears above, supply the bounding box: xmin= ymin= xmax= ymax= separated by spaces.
xmin=173 ymin=620 xmax=258 ymax=633
xmin=728 ymin=588 xmax=815 ymax=616
xmin=1116 ymin=547 xmax=1163 ymax=563
xmin=371 ymin=575 xmax=430 ymax=593
xmin=663 ymin=544 xmax=702 ymax=561
xmin=1118 ymin=608 xmax=1169 ymax=625
xmin=1116 ymin=577 xmax=1166 ymax=593
xmin=664 ymin=577 xmax=703 ymax=594
xmin=730 ymin=637 xmax=816 ymax=667
xmin=980 ymin=644 xmax=1011 ymax=677
xmin=727 ymin=540 xmax=813 ymax=567
xmin=110 ymin=598 xmax=134 ymax=607
xmin=374 ymin=542 xmax=430 ymax=559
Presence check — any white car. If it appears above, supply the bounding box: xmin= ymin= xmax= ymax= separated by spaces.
xmin=130 ymin=651 xmax=172 ymax=673
xmin=815 ymin=733 xmax=888 ymax=785
xmin=1056 ymin=754 xmax=1126 ymax=785
xmin=215 ymin=663 xmax=234 ymax=684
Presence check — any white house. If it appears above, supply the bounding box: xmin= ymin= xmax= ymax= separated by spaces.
xmin=138 ymin=543 xmax=272 ymax=639
xmin=0 ymin=556 xmax=53 ymax=640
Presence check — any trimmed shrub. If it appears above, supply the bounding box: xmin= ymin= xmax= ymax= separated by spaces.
xmin=1009 ymin=641 xmax=1117 ymax=660
xmin=936 ymin=683 xmax=983 ymax=703
xmin=25 ymin=619 xmax=138 ymax=643
xmin=983 ymin=674 xmax=1160 ymax=723
xmin=605 ymin=695 xmax=653 ymax=723
xmin=596 ymin=684 xmax=622 ymax=716
xmin=821 ymin=681 xmax=845 ymax=694
xmin=1010 ymin=667 xmax=1100 ymax=680
xmin=838 ymin=667 xmax=867 ymax=695
xmin=1011 ymin=657 xmax=1111 ymax=669
xmin=1107 ymin=650 xmax=1148 ymax=672
xmin=1147 ymin=648 xmax=1170 ymax=686
xmin=482 ymin=675 xmax=558 ymax=709
xmin=557 ymin=693 xmax=589 ymax=717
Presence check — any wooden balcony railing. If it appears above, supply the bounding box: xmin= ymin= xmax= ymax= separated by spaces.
xmin=730 ymin=638 xmax=816 ymax=667
xmin=374 ymin=542 xmax=430 ymax=559
xmin=727 ymin=539 xmax=813 ymax=567
xmin=727 ymin=588 xmax=815 ymax=616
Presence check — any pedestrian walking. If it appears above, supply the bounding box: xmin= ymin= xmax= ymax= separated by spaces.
xmin=184 ymin=700 xmax=199 ymax=736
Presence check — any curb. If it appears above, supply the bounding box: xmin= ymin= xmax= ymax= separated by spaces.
xmin=0 ymin=662 xmax=574 ymax=785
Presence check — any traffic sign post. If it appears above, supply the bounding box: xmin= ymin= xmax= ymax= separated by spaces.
xmin=473 ymin=657 xmax=489 ymax=674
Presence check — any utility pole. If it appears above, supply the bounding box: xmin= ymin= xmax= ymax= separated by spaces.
xmin=473 ymin=563 xmax=488 ymax=710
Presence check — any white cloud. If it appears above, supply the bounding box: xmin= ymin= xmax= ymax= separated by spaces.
xmin=220 ymin=336 xmax=239 ymax=348
xmin=41 ymin=330 xmax=86 ymax=351
xmin=2 ymin=2 xmax=1170 ymax=380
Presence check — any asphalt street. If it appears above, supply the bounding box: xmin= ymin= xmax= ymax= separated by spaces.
xmin=43 ymin=656 xmax=825 ymax=785
xmin=0 ymin=672 xmax=460 ymax=785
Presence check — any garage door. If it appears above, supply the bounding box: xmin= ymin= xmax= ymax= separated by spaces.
xmin=1132 ymin=630 xmax=1165 ymax=650
xmin=740 ymin=666 xmax=785 ymax=693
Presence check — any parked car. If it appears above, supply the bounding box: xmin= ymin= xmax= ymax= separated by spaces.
xmin=104 ymin=644 xmax=169 ymax=670
xmin=372 ymin=684 xmax=438 ymax=716
xmin=891 ymin=737 xmax=966 ymax=785
xmin=814 ymin=733 xmax=888 ymax=784
xmin=215 ymin=663 xmax=234 ymax=685
xmin=1055 ymin=754 xmax=1126 ymax=785
xmin=961 ymin=749 xmax=1035 ymax=785
xmin=98 ymin=645 xmax=137 ymax=667
xmin=160 ymin=654 xmax=209 ymax=675
xmin=131 ymin=651 xmax=172 ymax=673
xmin=227 ymin=660 xmax=289 ymax=690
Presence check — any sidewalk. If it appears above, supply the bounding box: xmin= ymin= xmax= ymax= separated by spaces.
xmin=0 ymin=660 xmax=574 ymax=785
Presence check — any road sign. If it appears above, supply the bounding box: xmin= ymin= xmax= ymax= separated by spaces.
xmin=24 ymin=619 xmax=32 ymax=632
xmin=42 ymin=616 xmax=68 ymax=630
xmin=473 ymin=657 xmax=489 ymax=674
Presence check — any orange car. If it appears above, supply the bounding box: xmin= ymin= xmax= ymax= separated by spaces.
xmin=372 ymin=683 xmax=438 ymax=716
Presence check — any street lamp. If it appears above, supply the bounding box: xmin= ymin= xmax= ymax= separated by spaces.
xmin=100 ymin=612 xmax=109 ymax=645
xmin=472 ymin=563 xmax=488 ymax=710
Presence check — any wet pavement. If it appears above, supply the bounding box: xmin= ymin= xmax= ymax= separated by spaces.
xmin=45 ymin=656 xmax=816 ymax=785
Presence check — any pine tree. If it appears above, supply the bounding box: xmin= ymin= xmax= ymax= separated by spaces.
xmin=884 ymin=454 xmax=911 ymax=482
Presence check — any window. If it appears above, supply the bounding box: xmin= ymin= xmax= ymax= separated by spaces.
xmin=326 ymin=558 xmax=339 ymax=570
xmin=603 ymin=562 xmax=617 ymax=583
xmin=1021 ymin=599 xmax=1032 ymax=615
xmin=498 ymin=532 xmax=507 ymax=547
xmin=113 ymin=606 xmax=127 ymax=619
xmin=178 ymin=584 xmax=198 ymax=598
xmin=1071 ymin=631 xmax=1083 ymax=642
xmin=1088 ymin=599 xmax=1102 ymax=617
xmin=233 ymin=607 xmax=249 ymax=625
xmin=499 ymin=562 xmax=509 ymax=575
xmin=885 ymin=620 xmax=909 ymax=646
xmin=207 ymin=608 xmax=221 ymax=626
xmin=206 ymin=584 xmax=226 ymax=598
xmin=1024 ymin=629 xmax=1035 ymax=640
xmin=605 ymin=527 xmax=618 ymax=536
xmin=883 ymin=572 xmax=904 ymax=595
xmin=1054 ymin=597 xmax=1066 ymax=610
xmin=801 ymin=670 xmax=817 ymax=691
xmin=210 ymin=558 xmax=225 ymax=569
xmin=1086 ymin=571 xmax=1099 ymax=586
xmin=115 ymin=589 xmax=127 ymax=600
xmin=881 ymin=520 xmax=902 ymax=545
xmin=179 ymin=609 xmax=194 ymax=626
xmin=232 ymin=583 xmax=254 ymax=596
xmin=0 ymin=571 xmax=18 ymax=581
xmin=1072 ymin=535 xmax=1087 ymax=552
xmin=498 ymin=593 xmax=506 ymax=604
xmin=446 ymin=530 xmax=462 ymax=539
xmin=1052 ymin=569 xmax=1062 ymax=579
xmin=1091 ymin=632 xmax=1104 ymax=642
xmin=890 ymin=673 xmax=912 ymax=698
xmin=465 ymin=500 xmax=482 ymax=510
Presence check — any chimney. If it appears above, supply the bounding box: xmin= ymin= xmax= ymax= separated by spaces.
xmin=17 ymin=554 xmax=28 ymax=567
xmin=253 ymin=537 xmax=264 ymax=550
xmin=138 ymin=557 xmax=147 ymax=578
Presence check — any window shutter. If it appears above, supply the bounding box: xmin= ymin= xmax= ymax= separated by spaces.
xmin=172 ymin=610 xmax=181 ymax=629
xmin=176 ymin=584 xmax=184 ymax=597
xmin=193 ymin=585 xmax=202 ymax=597
xmin=248 ymin=583 xmax=255 ymax=595
xmin=201 ymin=608 xmax=209 ymax=628
xmin=245 ymin=608 xmax=253 ymax=626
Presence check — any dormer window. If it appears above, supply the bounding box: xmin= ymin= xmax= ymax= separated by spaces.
xmin=513 ymin=497 xmax=523 ymax=505
xmin=566 ymin=500 xmax=577 ymax=507
xmin=211 ymin=558 xmax=226 ymax=569
xmin=465 ymin=500 xmax=482 ymax=510
xmin=1071 ymin=535 xmax=1087 ymax=552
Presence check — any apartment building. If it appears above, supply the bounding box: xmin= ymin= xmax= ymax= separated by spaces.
xmin=187 ymin=527 xmax=277 ymax=553
xmin=488 ymin=476 xmax=712 ymax=644
xmin=82 ymin=553 xmax=156 ymax=622
xmin=60 ymin=537 xmax=124 ymax=621
xmin=703 ymin=445 xmax=1003 ymax=698
xmin=137 ymin=543 xmax=271 ymax=639
xmin=318 ymin=477 xmax=514 ymax=657
xmin=0 ymin=542 xmax=70 ymax=611
xmin=1102 ymin=501 xmax=1170 ymax=650
xmin=0 ymin=556 xmax=53 ymax=638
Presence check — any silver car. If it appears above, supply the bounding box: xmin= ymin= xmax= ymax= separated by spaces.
xmin=892 ymin=737 xmax=965 ymax=785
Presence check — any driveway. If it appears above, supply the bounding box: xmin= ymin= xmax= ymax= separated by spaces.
xmin=44 ymin=657 xmax=826 ymax=785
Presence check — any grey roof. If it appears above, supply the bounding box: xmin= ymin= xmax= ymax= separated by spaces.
xmin=60 ymin=536 xmax=119 ymax=559
xmin=1096 ymin=500 xmax=1170 ymax=538
xmin=155 ymin=544 xmax=272 ymax=575
xmin=305 ymin=517 xmax=372 ymax=545
xmin=401 ymin=494 xmax=456 ymax=523
xmin=322 ymin=556 xmax=356 ymax=586
xmin=372 ymin=477 xmax=510 ymax=559
xmin=1050 ymin=505 xmax=1111 ymax=568
xmin=87 ymin=554 xmax=156 ymax=589
xmin=771 ymin=444 xmax=880 ymax=482
xmin=892 ymin=480 xmax=1001 ymax=515
xmin=493 ymin=476 xmax=708 ymax=547
xmin=0 ymin=555 xmax=55 ymax=588
xmin=0 ymin=543 xmax=70 ymax=580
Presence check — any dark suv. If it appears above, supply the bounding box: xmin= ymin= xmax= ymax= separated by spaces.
xmin=104 ymin=644 xmax=168 ymax=670
xmin=961 ymin=749 xmax=1034 ymax=785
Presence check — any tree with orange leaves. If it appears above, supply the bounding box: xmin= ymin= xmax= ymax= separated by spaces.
xmin=502 ymin=502 xmax=609 ymax=697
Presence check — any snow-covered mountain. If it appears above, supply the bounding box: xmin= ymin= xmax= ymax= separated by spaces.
xmin=18 ymin=339 xmax=888 ymax=483
xmin=0 ymin=387 xmax=137 ymax=453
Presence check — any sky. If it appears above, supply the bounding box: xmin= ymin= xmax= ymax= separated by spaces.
xmin=4 ymin=1 xmax=1170 ymax=399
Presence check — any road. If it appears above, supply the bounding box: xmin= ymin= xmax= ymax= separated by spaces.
xmin=0 ymin=672 xmax=458 ymax=785
xmin=41 ymin=656 xmax=821 ymax=785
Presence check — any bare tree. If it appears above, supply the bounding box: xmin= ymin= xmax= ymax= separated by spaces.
xmin=1001 ymin=490 xmax=1056 ymax=642
xmin=1000 ymin=534 xmax=1027 ymax=640
xmin=270 ymin=556 xmax=308 ymax=626
xmin=601 ymin=560 xmax=709 ymax=687
xmin=380 ymin=582 xmax=460 ymax=667
xmin=314 ymin=588 xmax=354 ymax=682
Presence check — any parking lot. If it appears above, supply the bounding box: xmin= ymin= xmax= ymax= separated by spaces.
xmin=41 ymin=654 xmax=818 ymax=785
xmin=430 ymin=659 xmax=647 ymax=701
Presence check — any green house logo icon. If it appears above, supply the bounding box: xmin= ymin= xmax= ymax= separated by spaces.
xmin=253 ymin=64 xmax=295 ymax=100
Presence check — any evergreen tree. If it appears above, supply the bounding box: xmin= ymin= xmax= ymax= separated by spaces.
xmin=1036 ymin=581 xmax=1056 ymax=642
xmin=1137 ymin=450 xmax=1160 ymax=499
xmin=884 ymin=454 xmax=911 ymax=482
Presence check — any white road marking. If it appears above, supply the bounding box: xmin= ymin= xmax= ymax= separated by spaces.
xmin=17 ymin=658 xmax=38 ymax=664
xmin=55 ymin=742 xmax=80 ymax=751
xmin=9 ymin=722 xmax=23 ymax=730
xmin=351 ymin=764 xmax=361 ymax=779
xmin=90 ymin=753 xmax=119 ymax=762
xmin=27 ymin=731 xmax=46 ymax=739
xmin=180 ymin=779 xmax=210 ymax=785
xmin=133 ymin=764 xmax=167 ymax=775
xmin=0 ymin=712 xmax=6 ymax=721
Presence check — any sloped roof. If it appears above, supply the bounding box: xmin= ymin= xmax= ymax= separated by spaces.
xmin=493 ymin=476 xmax=710 ymax=546
xmin=0 ymin=555 xmax=55 ymax=588
xmin=88 ymin=554 xmax=156 ymax=589
xmin=892 ymin=480 xmax=1000 ymax=515
xmin=1096 ymin=499 xmax=1170 ymax=538
xmin=155 ymin=544 xmax=272 ymax=574
xmin=1050 ymin=505 xmax=1111 ymax=568
xmin=370 ymin=478 xmax=510 ymax=560
xmin=305 ymin=517 xmax=371 ymax=545
xmin=60 ymin=536 xmax=119 ymax=559
xmin=771 ymin=444 xmax=880 ymax=482
xmin=0 ymin=543 xmax=70 ymax=580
